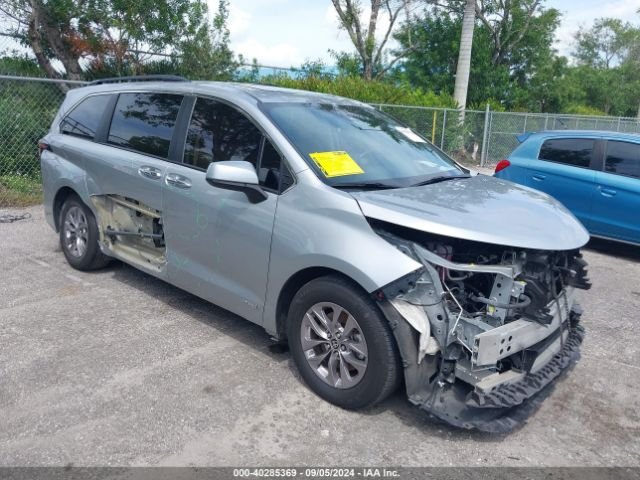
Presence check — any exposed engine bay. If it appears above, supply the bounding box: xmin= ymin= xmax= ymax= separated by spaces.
xmin=372 ymin=220 xmax=591 ymax=432
xmin=91 ymin=195 xmax=166 ymax=272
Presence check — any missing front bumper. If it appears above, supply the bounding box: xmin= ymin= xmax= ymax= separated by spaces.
xmin=467 ymin=322 xmax=584 ymax=410
xmin=379 ymin=301 xmax=585 ymax=433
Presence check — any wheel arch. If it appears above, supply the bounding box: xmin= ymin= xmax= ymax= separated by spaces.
xmin=53 ymin=186 xmax=81 ymax=231
xmin=274 ymin=266 xmax=373 ymax=342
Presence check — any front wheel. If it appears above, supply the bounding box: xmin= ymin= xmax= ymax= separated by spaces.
xmin=287 ymin=275 xmax=401 ymax=410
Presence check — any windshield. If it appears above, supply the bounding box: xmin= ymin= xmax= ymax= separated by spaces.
xmin=262 ymin=103 xmax=465 ymax=188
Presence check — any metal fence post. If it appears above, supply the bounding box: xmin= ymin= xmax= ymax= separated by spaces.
xmin=432 ymin=111 xmax=437 ymax=143
xmin=441 ymin=110 xmax=447 ymax=149
xmin=480 ymin=104 xmax=491 ymax=167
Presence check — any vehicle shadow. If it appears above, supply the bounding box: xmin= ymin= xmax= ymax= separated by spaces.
xmin=103 ymin=261 xmax=520 ymax=442
xmin=106 ymin=261 xmax=288 ymax=364
xmin=585 ymin=237 xmax=640 ymax=261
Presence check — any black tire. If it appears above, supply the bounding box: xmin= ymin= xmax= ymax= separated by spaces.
xmin=287 ymin=275 xmax=401 ymax=410
xmin=59 ymin=195 xmax=110 ymax=271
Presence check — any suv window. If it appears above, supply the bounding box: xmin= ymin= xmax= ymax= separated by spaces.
xmin=60 ymin=94 xmax=112 ymax=139
xmin=259 ymin=137 xmax=292 ymax=192
xmin=184 ymin=98 xmax=262 ymax=169
xmin=108 ymin=93 xmax=183 ymax=158
xmin=605 ymin=141 xmax=640 ymax=179
xmin=184 ymin=97 xmax=291 ymax=191
xmin=539 ymin=138 xmax=594 ymax=168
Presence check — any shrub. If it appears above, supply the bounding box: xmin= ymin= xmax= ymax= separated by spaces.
xmin=259 ymin=75 xmax=456 ymax=108
xmin=0 ymin=79 xmax=64 ymax=178
xmin=564 ymin=104 xmax=608 ymax=116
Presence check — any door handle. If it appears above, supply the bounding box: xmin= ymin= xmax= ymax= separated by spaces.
xmin=165 ymin=173 xmax=192 ymax=189
xmin=599 ymin=187 xmax=617 ymax=197
xmin=532 ymin=174 xmax=546 ymax=181
xmin=138 ymin=166 xmax=162 ymax=180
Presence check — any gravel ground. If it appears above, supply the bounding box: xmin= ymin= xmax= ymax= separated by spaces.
xmin=0 ymin=205 xmax=639 ymax=467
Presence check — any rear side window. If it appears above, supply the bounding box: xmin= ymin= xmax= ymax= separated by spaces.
xmin=605 ymin=141 xmax=640 ymax=180
xmin=60 ymin=95 xmax=112 ymax=139
xmin=108 ymin=93 xmax=183 ymax=158
xmin=539 ymin=138 xmax=594 ymax=168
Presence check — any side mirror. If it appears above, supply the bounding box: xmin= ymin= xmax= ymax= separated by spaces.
xmin=205 ymin=161 xmax=268 ymax=203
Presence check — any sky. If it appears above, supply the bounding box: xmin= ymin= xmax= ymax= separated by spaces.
xmin=222 ymin=0 xmax=640 ymax=68
xmin=1 ymin=0 xmax=638 ymax=69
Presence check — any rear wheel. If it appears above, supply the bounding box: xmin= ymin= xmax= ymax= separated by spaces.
xmin=287 ymin=275 xmax=401 ymax=409
xmin=59 ymin=196 xmax=110 ymax=271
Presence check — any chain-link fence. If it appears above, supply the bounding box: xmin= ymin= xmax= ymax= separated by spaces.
xmin=2 ymin=74 xmax=640 ymax=207
xmin=376 ymin=105 xmax=640 ymax=169
xmin=0 ymin=76 xmax=86 ymax=206
xmin=375 ymin=105 xmax=490 ymax=165
xmin=485 ymin=111 xmax=640 ymax=166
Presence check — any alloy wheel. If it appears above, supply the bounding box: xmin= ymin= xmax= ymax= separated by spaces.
xmin=63 ymin=206 xmax=89 ymax=258
xmin=300 ymin=302 xmax=369 ymax=389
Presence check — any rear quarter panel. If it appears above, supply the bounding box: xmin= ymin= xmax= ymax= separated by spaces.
xmin=40 ymin=89 xmax=97 ymax=230
xmin=495 ymin=139 xmax=541 ymax=185
xmin=41 ymin=133 xmax=92 ymax=231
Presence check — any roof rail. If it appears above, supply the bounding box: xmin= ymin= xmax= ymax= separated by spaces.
xmin=88 ymin=75 xmax=189 ymax=86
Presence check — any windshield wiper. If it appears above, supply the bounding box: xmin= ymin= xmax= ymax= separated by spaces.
xmin=410 ymin=174 xmax=470 ymax=187
xmin=333 ymin=182 xmax=399 ymax=190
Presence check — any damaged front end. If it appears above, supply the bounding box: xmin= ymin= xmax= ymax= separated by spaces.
xmin=373 ymin=222 xmax=591 ymax=432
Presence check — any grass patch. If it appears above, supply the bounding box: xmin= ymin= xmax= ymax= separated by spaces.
xmin=0 ymin=175 xmax=43 ymax=207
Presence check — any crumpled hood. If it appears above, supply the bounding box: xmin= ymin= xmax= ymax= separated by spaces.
xmin=351 ymin=175 xmax=590 ymax=250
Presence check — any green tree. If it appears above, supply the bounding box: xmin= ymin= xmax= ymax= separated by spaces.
xmin=328 ymin=50 xmax=363 ymax=77
xmin=575 ymin=18 xmax=639 ymax=68
xmin=395 ymin=1 xmax=559 ymax=110
xmin=516 ymin=56 xmax=577 ymax=113
xmin=394 ymin=8 xmax=505 ymax=100
xmin=0 ymin=0 xmax=237 ymax=83
xmin=174 ymin=0 xmax=241 ymax=80
xmin=572 ymin=18 xmax=640 ymax=116
xmin=330 ymin=0 xmax=414 ymax=80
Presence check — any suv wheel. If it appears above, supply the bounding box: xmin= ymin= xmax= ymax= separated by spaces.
xmin=287 ymin=275 xmax=401 ymax=409
xmin=60 ymin=196 xmax=110 ymax=271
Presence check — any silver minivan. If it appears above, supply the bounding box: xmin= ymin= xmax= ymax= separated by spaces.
xmin=41 ymin=77 xmax=591 ymax=432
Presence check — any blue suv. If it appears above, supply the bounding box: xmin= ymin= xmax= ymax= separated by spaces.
xmin=495 ymin=131 xmax=640 ymax=245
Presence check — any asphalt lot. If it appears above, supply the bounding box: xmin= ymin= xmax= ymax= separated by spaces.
xmin=1 ymin=205 xmax=639 ymax=467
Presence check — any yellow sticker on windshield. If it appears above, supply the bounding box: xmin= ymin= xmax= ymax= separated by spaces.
xmin=309 ymin=151 xmax=364 ymax=178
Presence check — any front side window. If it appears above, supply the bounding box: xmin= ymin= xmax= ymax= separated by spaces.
xmin=261 ymin=103 xmax=464 ymax=188
xmin=60 ymin=94 xmax=112 ymax=139
xmin=539 ymin=138 xmax=594 ymax=168
xmin=258 ymin=138 xmax=293 ymax=192
xmin=605 ymin=141 xmax=640 ymax=180
xmin=108 ymin=93 xmax=183 ymax=158
xmin=184 ymin=98 xmax=262 ymax=169
xmin=184 ymin=97 xmax=290 ymax=191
